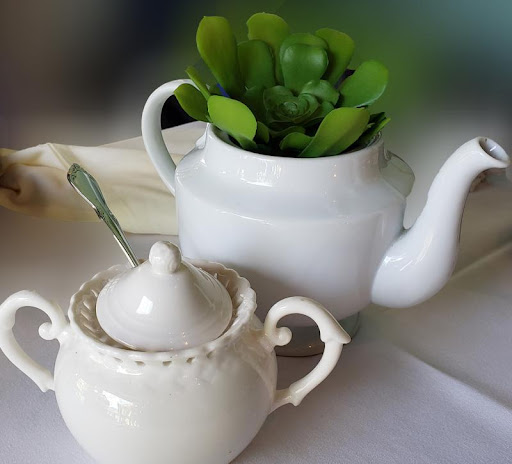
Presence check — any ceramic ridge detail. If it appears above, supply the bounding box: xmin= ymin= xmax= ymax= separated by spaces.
xmin=68 ymin=261 xmax=256 ymax=364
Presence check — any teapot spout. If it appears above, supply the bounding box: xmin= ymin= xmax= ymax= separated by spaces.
xmin=371 ymin=137 xmax=510 ymax=308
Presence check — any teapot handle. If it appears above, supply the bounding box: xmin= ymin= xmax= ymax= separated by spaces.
xmin=0 ymin=291 xmax=67 ymax=392
xmin=263 ymin=297 xmax=351 ymax=412
xmin=141 ymin=79 xmax=195 ymax=196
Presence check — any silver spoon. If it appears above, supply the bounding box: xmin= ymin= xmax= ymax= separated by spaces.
xmin=67 ymin=163 xmax=139 ymax=267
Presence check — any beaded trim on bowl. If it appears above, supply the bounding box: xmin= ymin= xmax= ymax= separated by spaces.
xmin=68 ymin=260 xmax=257 ymax=364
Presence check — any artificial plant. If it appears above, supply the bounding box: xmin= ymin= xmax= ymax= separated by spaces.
xmin=175 ymin=13 xmax=390 ymax=158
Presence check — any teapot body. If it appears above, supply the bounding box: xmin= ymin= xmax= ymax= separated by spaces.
xmin=176 ymin=126 xmax=406 ymax=325
xmin=144 ymin=81 xmax=510 ymax=354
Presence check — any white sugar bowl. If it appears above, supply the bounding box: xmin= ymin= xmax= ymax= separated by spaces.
xmin=0 ymin=242 xmax=350 ymax=464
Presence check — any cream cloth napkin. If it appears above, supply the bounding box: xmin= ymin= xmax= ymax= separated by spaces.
xmin=0 ymin=122 xmax=206 ymax=234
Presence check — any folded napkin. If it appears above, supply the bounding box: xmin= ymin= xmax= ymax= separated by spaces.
xmin=0 ymin=122 xmax=206 ymax=234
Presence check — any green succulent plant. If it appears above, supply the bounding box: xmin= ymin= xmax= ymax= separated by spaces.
xmin=175 ymin=13 xmax=390 ymax=158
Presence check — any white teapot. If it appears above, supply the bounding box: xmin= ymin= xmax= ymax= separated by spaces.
xmin=0 ymin=241 xmax=349 ymax=464
xmin=142 ymin=80 xmax=510 ymax=354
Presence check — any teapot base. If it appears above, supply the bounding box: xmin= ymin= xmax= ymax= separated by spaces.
xmin=275 ymin=312 xmax=360 ymax=357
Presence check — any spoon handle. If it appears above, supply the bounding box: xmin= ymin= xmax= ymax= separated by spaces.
xmin=67 ymin=164 xmax=139 ymax=267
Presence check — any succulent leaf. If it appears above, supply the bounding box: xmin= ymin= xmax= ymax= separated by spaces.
xmin=315 ymin=29 xmax=355 ymax=86
xmin=238 ymin=40 xmax=276 ymax=89
xmin=209 ymin=84 xmax=223 ymax=96
xmin=263 ymin=85 xmax=292 ymax=101
xmin=256 ymin=121 xmax=270 ymax=143
xmin=306 ymin=101 xmax=335 ymax=126
xmin=292 ymin=94 xmax=319 ymax=124
xmin=299 ymin=107 xmax=370 ymax=157
xmin=268 ymin=125 xmax=306 ymax=140
xmin=207 ymin=95 xmax=257 ymax=141
xmin=280 ymin=132 xmax=313 ymax=152
xmin=174 ymin=83 xmax=209 ymax=122
xmin=340 ymin=60 xmax=389 ymax=107
xmin=241 ymin=86 xmax=266 ymax=121
xmin=185 ymin=66 xmax=211 ymax=100
xmin=281 ymin=44 xmax=329 ymax=94
xmin=369 ymin=111 xmax=386 ymax=123
xmin=264 ymin=86 xmax=319 ymax=125
xmin=237 ymin=136 xmax=259 ymax=151
xmin=247 ymin=13 xmax=290 ymax=83
xmin=197 ymin=16 xmax=244 ymax=98
xmin=358 ymin=112 xmax=391 ymax=146
xmin=301 ymin=80 xmax=339 ymax=105
xmin=279 ymin=33 xmax=328 ymax=65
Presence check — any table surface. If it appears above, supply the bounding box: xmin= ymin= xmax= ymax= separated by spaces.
xmin=1 ymin=179 xmax=512 ymax=464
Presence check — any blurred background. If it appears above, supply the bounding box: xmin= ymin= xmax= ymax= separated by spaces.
xmin=2 ymin=0 xmax=512 ymax=220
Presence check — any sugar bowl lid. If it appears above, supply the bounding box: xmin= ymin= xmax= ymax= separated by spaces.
xmin=96 ymin=241 xmax=233 ymax=351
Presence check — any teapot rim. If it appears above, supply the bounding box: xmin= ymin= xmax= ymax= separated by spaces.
xmin=208 ymin=124 xmax=384 ymax=162
xmin=68 ymin=261 xmax=257 ymax=364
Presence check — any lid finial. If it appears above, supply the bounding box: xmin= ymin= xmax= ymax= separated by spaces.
xmin=149 ymin=241 xmax=182 ymax=274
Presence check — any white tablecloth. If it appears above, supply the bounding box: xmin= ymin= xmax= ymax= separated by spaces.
xmin=1 ymin=179 xmax=512 ymax=463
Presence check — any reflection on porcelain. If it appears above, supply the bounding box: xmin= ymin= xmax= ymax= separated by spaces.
xmin=0 ymin=261 xmax=349 ymax=464
xmin=142 ymin=80 xmax=511 ymax=332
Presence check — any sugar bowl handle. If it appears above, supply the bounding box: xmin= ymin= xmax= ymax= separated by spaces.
xmin=263 ymin=297 xmax=351 ymax=412
xmin=0 ymin=291 xmax=67 ymax=392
